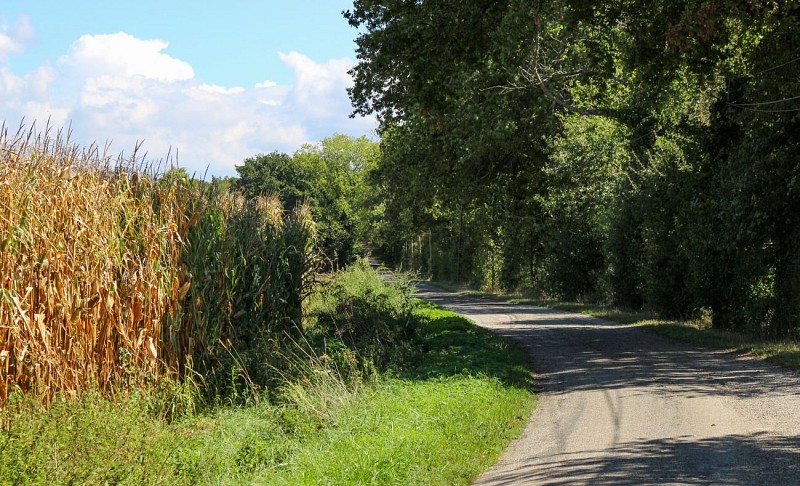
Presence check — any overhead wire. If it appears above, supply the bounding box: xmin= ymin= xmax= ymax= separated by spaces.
xmin=753 ymin=56 xmax=800 ymax=76
xmin=729 ymin=95 xmax=800 ymax=107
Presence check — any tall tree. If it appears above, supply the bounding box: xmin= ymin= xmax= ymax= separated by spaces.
xmin=234 ymin=151 xmax=310 ymax=209
xmin=348 ymin=0 xmax=800 ymax=334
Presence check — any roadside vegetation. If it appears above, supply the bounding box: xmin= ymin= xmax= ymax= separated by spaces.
xmin=1 ymin=264 xmax=533 ymax=484
xmin=0 ymin=127 xmax=534 ymax=483
xmin=0 ymin=126 xmax=316 ymax=405
xmin=233 ymin=134 xmax=379 ymax=270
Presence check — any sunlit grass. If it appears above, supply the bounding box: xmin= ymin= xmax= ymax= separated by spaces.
xmin=0 ymin=303 xmax=535 ymax=485
xmin=257 ymin=303 xmax=535 ymax=485
xmin=270 ymin=376 xmax=531 ymax=485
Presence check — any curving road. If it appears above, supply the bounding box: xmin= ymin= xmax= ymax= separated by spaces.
xmin=415 ymin=285 xmax=800 ymax=485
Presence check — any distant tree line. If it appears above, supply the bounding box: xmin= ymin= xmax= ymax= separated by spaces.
xmin=344 ymin=0 xmax=800 ymax=337
xmin=233 ymin=134 xmax=379 ymax=269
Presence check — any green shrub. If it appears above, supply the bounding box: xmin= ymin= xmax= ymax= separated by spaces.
xmin=307 ymin=261 xmax=420 ymax=373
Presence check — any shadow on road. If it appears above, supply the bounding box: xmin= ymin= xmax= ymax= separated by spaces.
xmin=415 ymin=285 xmax=800 ymax=485
xmin=416 ymin=285 xmax=800 ymax=400
xmin=480 ymin=433 xmax=800 ymax=485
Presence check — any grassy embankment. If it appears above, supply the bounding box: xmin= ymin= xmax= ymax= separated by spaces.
xmin=1 ymin=284 xmax=534 ymax=484
xmin=430 ymin=281 xmax=800 ymax=373
xmin=0 ymin=128 xmax=534 ymax=484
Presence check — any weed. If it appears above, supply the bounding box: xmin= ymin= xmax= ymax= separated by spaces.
xmin=307 ymin=260 xmax=420 ymax=373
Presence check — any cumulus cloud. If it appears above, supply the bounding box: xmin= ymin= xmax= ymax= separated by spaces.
xmin=0 ymin=28 xmax=376 ymax=176
xmin=0 ymin=15 xmax=34 ymax=60
xmin=60 ymin=33 xmax=194 ymax=82
xmin=255 ymin=80 xmax=278 ymax=89
xmin=193 ymin=84 xmax=246 ymax=95
xmin=277 ymin=51 xmax=373 ymax=140
xmin=279 ymin=51 xmax=352 ymax=110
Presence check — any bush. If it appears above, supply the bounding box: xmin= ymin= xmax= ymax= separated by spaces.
xmin=307 ymin=261 xmax=420 ymax=373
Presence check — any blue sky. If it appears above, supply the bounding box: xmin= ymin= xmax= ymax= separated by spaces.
xmin=0 ymin=1 xmax=374 ymax=176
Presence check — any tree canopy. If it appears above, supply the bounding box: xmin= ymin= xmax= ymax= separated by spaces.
xmin=346 ymin=0 xmax=800 ymax=336
xmin=234 ymin=134 xmax=379 ymax=268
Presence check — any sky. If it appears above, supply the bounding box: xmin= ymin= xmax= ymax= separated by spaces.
xmin=0 ymin=1 xmax=375 ymax=176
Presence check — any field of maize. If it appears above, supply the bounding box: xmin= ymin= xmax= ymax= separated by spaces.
xmin=0 ymin=126 xmax=317 ymax=405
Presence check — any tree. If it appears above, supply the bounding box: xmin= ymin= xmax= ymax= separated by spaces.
xmin=347 ymin=0 xmax=800 ymax=335
xmin=234 ymin=136 xmax=380 ymax=269
xmin=234 ymin=151 xmax=310 ymax=209
xmin=294 ymin=134 xmax=380 ymax=266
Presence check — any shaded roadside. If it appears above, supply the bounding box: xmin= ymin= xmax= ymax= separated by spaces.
xmin=414 ymin=285 xmax=800 ymax=485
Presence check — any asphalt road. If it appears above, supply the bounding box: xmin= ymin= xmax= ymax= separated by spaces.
xmin=414 ymin=285 xmax=800 ymax=485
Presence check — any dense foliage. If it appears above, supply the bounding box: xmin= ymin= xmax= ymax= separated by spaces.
xmin=234 ymin=134 xmax=379 ymax=268
xmin=347 ymin=0 xmax=800 ymax=337
xmin=308 ymin=261 xmax=419 ymax=372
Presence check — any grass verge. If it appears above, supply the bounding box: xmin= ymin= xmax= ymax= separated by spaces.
xmin=0 ymin=301 xmax=535 ymax=485
xmin=429 ymin=281 xmax=800 ymax=373
xmin=632 ymin=321 xmax=800 ymax=371
xmin=267 ymin=302 xmax=534 ymax=485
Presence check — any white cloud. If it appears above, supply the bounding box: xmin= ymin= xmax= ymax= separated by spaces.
xmin=279 ymin=51 xmax=354 ymax=116
xmin=255 ymin=80 xmax=278 ymax=89
xmin=0 ymin=15 xmax=34 ymax=61
xmin=1 ymin=30 xmax=376 ymax=176
xmin=194 ymin=84 xmax=246 ymax=95
xmin=60 ymin=33 xmax=194 ymax=82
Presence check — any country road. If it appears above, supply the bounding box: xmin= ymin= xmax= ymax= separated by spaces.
xmin=414 ymin=285 xmax=800 ymax=485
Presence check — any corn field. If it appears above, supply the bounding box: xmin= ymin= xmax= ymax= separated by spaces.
xmin=0 ymin=125 xmax=317 ymax=405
